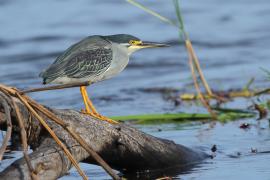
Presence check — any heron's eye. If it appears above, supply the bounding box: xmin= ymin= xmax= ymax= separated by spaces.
xmin=129 ymin=40 xmax=142 ymax=45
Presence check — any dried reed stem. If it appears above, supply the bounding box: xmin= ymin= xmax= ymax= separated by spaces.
xmin=186 ymin=41 xmax=217 ymax=119
xmin=0 ymin=95 xmax=12 ymax=161
xmin=15 ymin=93 xmax=88 ymax=180
xmin=185 ymin=40 xmax=213 ymax=96
xmin=12 ymin=98 xmax=38 ymax=180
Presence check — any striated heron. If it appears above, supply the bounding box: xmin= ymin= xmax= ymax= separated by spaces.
xmin=40 ymin=34 xmax=168 ymax=123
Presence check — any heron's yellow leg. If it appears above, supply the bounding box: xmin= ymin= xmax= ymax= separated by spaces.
xmin=80 ymin=86 xmax=118 ymax=124
xmin=80 ymin=86 xmax=91 ymax=113
xmin=83 ymin=86 xmax=98 ymax=114
xmin=80 ymin=86 xmax=99 ymax=117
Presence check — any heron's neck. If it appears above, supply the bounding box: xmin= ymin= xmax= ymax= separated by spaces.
xmin=127 ymin=46 xmax=142 ymax=56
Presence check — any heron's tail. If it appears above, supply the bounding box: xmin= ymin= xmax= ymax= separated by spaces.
xmin=39 ymin=71 xmax=45 ymax=78
xmin=39 ymin=70 xmax=52 ymax=84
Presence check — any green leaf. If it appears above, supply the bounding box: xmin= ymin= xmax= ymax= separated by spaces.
xmin=126 ymin=0 xmax=177 ymax=27
xmin=111 ymin=113 xmax=210 ymax=124
xmin=110 ymin=108 xmax=255 ymax=124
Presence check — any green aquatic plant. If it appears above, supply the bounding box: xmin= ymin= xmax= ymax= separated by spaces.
xmin=111 ymin=108 xmax=255 ymax=124
xmin=126 ymin=0 xmax=217 ymax=118
xmin=112 ymin=113 xmax=210 ymax=124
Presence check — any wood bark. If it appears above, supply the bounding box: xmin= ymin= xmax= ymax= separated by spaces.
xmin=0 ymin=92 xmax=208 ymax=179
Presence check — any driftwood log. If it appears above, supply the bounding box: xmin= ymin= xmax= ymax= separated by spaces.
xmin=0 ymin=91 xmax=208 ymax=179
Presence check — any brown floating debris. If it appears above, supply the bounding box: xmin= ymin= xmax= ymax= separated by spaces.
xmin=180 ymin=88 xmax=270 ymax=101
xmin=239 ymin=123 xmax=250 ymax=129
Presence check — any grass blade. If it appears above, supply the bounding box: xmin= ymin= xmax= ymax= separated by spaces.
xmin=126 ymin=0 xmax=177 ymax=27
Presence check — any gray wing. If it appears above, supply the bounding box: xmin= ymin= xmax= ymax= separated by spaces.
xmin=41 ymin=47 xmax=112 ymax=83
xmin=40 ymin=35 xmax=113 ymax=84
xmin=52 ymin=35 xmax=109 ymax=65
xmin=64 ymin=48 xmax=112 ymax=78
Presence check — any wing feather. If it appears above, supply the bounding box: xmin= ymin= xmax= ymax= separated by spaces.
xmin=64 ymin=48 xmax=112 ymax=78
xmin=40 ymin=35 xmax=113 ymax=84
xmin=41 ymin=48 xmax=112 ymax=83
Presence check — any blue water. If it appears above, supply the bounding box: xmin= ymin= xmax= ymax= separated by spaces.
xmin=0 ymin=0 xmax=270 ymax=179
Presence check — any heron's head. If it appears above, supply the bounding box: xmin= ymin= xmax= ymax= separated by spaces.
xmin=104 ymin=34 xmax=169 ymax=55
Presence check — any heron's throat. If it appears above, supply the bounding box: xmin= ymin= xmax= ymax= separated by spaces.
xmin=127 ymin=46 xmax=143 ymax=55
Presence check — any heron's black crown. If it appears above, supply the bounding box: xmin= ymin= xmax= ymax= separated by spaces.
xmin=103 ymin=34 xmax=140 ymax=44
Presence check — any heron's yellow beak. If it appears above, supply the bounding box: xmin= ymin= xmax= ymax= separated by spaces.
xmin=129 ymin=40 xmax=169 ymax=49
xmin=139 ymin=41 xmax=170 ymax=48
xmin=127 ymin=40 xmax=169 ymax=55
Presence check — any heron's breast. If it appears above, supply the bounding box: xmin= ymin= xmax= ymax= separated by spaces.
xmin=100 ymin=45 xmax=129 ymax=81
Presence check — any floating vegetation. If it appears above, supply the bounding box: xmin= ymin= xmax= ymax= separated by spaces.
xmin=111 ymin=108 xmax=256 ymax=124
xmin=126 ymin=0 xmax=270 ymax=123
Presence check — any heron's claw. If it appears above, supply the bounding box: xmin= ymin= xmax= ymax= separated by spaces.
xmin=95 ymin=114 xmax=118 ymax=124
xmin=80 ymin=86 xmax=118 ymax=124
xmin=81 ymin=109 xmax=118 ymax=124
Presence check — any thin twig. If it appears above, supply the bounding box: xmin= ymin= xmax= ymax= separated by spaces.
xmin=12 ymin=98 xmax=38 ymax=180
xmin=15 ymin=93 xmax=88 ymax=180
xmin=21 ymin=82 xmax=91 ymax=94
xmin=0 ymin=95 xmax=12 ymax=161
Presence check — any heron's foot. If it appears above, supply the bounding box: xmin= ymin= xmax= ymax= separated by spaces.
xmin=94 ymin=113 xmax=118 ymax=124
xmin=81 ymin=109 xmax=118 ymax=124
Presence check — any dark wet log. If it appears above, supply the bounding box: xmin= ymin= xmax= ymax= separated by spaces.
xmin=0 ymin=92 xmax=207 ymax=179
